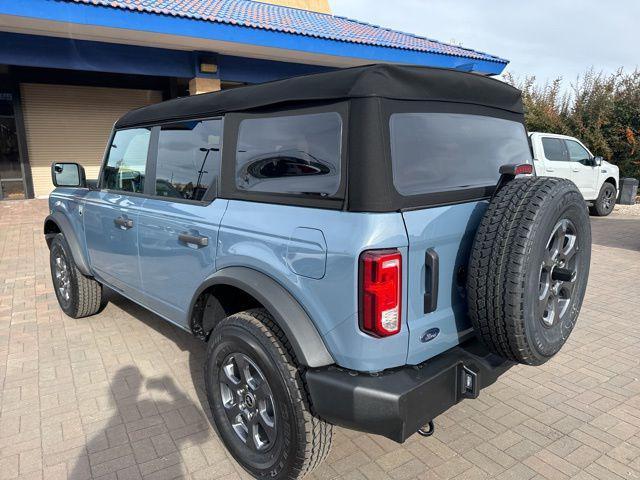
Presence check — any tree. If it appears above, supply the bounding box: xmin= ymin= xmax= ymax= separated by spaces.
xmin=504 ymin=69 xmax=640 ymax=180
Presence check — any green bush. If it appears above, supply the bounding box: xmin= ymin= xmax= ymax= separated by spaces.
xmin=504 ymin=69 xmax=640 ymax=180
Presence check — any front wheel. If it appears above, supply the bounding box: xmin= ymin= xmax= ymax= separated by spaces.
xmin=204 ymin=309 xmax=332 ymax=479
xmin=589 ymin=182 xmax=616 ymax=216
xmin=49 ymin=233 xmax=103 ymax=318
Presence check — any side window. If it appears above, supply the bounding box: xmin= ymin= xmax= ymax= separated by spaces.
xmin=541 ymin=137 xmax=567 ymax=162
xmin=155 ymin=119 xmax=222 ymax=201
xmin=102 ymin=128 xmax=151 ymax=193
xmin=235 ymin=112 xmax=342 ymax=196
xmin=565 ymin=140 xmax=591 ymax=162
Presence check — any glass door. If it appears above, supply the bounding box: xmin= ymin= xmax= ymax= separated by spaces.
xmin=0 ymin=92 xmax=26 ymax=200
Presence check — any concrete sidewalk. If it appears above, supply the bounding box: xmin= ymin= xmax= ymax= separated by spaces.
xmin=1 ymin=200 xmax=639 ymax=480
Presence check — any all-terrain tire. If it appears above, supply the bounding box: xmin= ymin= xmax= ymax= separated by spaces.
xmin=49 ymin=233 xmax=103 ymax=318
xmin=589 ymin=182 xmax=616 ymax=216
xmin=204 ymin=308 xmax=332 ymax=479
xmin=467 ymin=177 xmax=591 ymax=365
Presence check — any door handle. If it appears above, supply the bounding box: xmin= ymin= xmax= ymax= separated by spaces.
xmin=546 ymin=167 xmax=555 ymax=172
xmin=114 ymin=216 xmax=134 ymax=230
xmin=572 ymin=168 xmax=580 ymax=172
xmin=178 ymin=232 xmax=208 ymax=247
xmin=424 ymin=248 xmax=439 ymax=314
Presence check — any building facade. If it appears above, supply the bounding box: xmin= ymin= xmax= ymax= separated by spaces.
xmin=0 ymin=0 xmax=508 ymax=199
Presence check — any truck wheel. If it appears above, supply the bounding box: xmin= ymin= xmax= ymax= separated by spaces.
xmin=589 ymin=182 xmax=616 ymax=216
xmin=205 ymin=308 xmax=332 ymax=479
xmin=49 ymin=233 xmax=103 ymax=318
xmin=467 ymin=177 xmax=591 ymax=366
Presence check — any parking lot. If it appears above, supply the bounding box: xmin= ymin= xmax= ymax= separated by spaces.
xmin=1 ymin=199 xmax=639 ymax=480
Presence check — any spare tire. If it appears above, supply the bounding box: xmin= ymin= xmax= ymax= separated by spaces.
xmin=467 ymin=177 xmax=591 ymax=366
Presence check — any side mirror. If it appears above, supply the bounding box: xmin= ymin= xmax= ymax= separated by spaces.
xmin=593 ymin=156 xmax=603 ymax=167
xmin=51 ymin=162 xmax=87 ymax=188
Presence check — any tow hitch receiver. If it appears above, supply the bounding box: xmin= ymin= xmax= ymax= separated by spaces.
xmin=417 ymin=421 xmax=435 ymax=437
xmin=461 ymin=365 xmax=479 ymax=399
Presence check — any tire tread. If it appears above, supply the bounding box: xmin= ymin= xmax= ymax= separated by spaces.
xmin=51 ymin=234 xmax=102 ymax=318
xmin=467 ymin=177 xmax=585 ymax=365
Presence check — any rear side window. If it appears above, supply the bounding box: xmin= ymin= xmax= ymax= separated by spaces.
xmin=390 ymin=113 xmax=531 ymax=196
xmin=541 ymin=137 xmax=567 ymax=161
xmin=155 ymin=119 xmax=222 ymax=201
xmin=103 ymin=128 xmax=151 ymax=193
xmin=235 ymin=112 xmax=342 ymax=196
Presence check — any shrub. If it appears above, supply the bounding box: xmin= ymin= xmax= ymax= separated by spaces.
xmin=504 ymin=69 xmax=640 ymax=180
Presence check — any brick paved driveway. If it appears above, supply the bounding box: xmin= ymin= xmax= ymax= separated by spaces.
xmin=1 ymin=200 xmax=639 ymax=480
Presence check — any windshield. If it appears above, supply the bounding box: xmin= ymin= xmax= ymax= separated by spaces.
xmin=390 ymin=112 xmax=532 ymax=196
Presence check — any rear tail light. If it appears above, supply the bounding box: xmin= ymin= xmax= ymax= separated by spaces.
xmin=359 ymin=249 xmax=402 ymax=337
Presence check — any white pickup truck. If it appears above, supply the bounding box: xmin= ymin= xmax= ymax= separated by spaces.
xmin=529 ymin=132 xmax=619 ymax=216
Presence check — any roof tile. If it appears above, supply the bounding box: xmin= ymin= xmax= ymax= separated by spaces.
xmin=64 ymin=0 xmax=507 ymax=64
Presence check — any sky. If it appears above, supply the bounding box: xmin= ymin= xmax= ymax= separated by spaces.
xmin=328 ymin=0 xmax=638 ymax=88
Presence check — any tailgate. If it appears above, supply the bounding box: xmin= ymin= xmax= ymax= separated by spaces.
xmin=402 ymin=200 xmax=487 ymax=364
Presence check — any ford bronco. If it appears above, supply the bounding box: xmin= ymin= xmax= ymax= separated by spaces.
xmin=45 ymin=65 xmax=591 ymax=479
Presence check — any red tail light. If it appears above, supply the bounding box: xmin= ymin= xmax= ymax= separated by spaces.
xmin=359 ymin=249 xmax=402 ymax=337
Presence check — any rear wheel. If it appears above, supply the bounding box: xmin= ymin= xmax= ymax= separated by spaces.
xmin=589 ymin=182 xmax=616 ymax=216
xmin=467 ymin=177 xmax=591 ymax=365
xmin=204 ymin=309 xmax=332 ymax=479
xmin=49 ymin=233 xmax=103 ymax=318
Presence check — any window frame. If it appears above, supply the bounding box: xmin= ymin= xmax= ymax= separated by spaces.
xmin=220 ymin=102 xmax=349 ymax=211
xmin=541 ymin=137 xmax=569 ymax=162
xmin=97 ymin=117 xmax=223 ymax=205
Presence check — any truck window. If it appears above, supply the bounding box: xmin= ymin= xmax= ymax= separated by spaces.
xmin=102 ymin=128 xmax=151 ymax=193
xmin=541 ymin=137 xmax=567 ymax=162
xmin=235 ymin=112 xmax=342 ymax=196
xmin=565 ymin=140 xmax=591 ymax=162
xmin=155 ymin=119 xmax=222 ymax=201
xmin=390 ymin=113 xmax=531 ymax=196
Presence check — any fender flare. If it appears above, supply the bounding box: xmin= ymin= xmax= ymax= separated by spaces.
xmin=44 ymin=213 xmax=92 ymax=276
xmin=190 ymin=267 xmax=334 ymax=368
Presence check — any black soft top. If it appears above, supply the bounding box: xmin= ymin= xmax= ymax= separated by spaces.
xmin=115 ymin=64 xmax=523 ymax=128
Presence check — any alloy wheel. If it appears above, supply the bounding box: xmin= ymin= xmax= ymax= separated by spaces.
xmin=538 ymin=219 xmax=579 ymax=327
xmin=602 ymin=187 xmax=614 ymax=212
xmin=54 ymin=253 xmax=71 ymax=301
xmin=219 ymin=353 xmax=277 ymax=452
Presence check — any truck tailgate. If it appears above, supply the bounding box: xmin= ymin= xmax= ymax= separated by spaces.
xmin=401 ymin=200 xmax=487 ymax=364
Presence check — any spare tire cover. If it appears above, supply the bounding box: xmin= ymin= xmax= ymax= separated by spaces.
xmin=467 ymin=177 xmax=591 ymax=365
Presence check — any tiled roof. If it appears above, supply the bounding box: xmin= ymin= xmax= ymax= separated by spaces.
xmin=64 ymin=0 xmax=507 ymax=64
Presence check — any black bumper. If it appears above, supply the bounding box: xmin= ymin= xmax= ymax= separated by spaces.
xmin=305 ymin=339 xmax=513 ymax=443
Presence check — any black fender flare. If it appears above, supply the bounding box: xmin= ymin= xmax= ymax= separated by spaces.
xmin=190 ymin=267 xmax=334 ymax=368
xmin=44 ymin=213 xmax=92 ymax=276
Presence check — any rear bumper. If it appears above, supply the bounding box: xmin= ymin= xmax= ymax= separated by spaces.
xmin=305 ymin=339 xmax=513 ymax=443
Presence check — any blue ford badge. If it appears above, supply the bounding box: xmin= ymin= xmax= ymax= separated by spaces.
xmin=421 ymin=328 xmax=440 ymax=343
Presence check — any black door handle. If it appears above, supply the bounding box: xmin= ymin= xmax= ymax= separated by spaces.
xmin=178 ymin=232 xmax=208 ymax=247
xmin=424 ymin=248 xmax=439 ymax=314
xmin=114 ymin=216 xmax=134 ymax=229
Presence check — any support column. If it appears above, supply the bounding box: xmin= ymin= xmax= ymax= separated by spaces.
xmin=188 ymin=77 xmax=221 ymax=95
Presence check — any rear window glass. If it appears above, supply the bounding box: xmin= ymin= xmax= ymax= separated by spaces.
xmin=390 ymin=113 xmax=531 ymax=196
xmin=155 ymin=119 xmax=221 ymax=201
xmin=235 ymin=112 xmax=342 ymax=196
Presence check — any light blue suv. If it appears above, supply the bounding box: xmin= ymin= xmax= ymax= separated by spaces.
xmin=45 ymin=65 xmax=591 ymax=479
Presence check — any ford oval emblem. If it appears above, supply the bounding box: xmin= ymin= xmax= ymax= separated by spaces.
xmin=421 ymin=328 xmax=440 ymax=343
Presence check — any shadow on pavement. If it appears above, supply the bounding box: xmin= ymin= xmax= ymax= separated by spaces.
xmin=68 ymin=292 xmax=215 ymax=479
